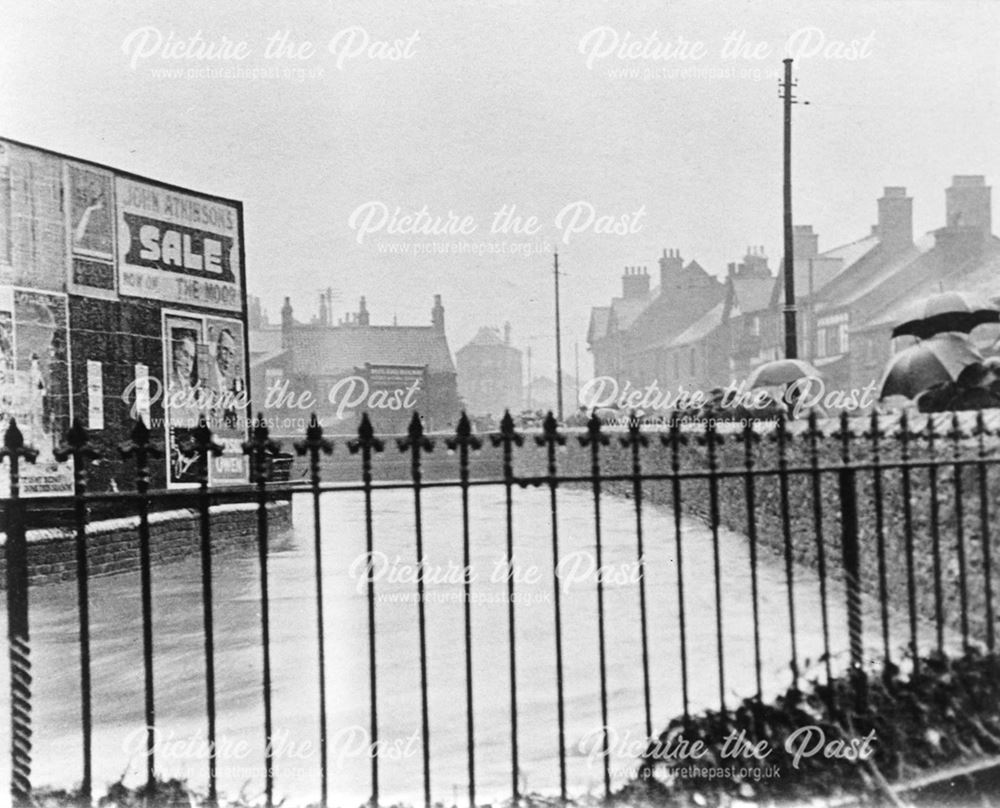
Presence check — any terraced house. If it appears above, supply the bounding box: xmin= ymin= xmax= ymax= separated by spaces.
xmin=586 ymin=177 xmax=1000 ymax=400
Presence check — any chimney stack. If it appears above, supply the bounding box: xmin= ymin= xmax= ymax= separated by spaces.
xmin=621 ymin=265 xmax=651 ymax=299
xmin=358 ymin=296 xmax=370 ymax=326
xmin=658 ymin=248 xmax=684 ymax=291
xmin=319 ymin=291 xmax=329 ymax=326
xmin=432 ymin=294 xmax=445 ymax=333
xmin=743 ymin=246 xmax=769 ymax=277
xmin=503 ymin=321 xmax=512 ymax=345
xmin=877 ymin=187 xmax=914 ymax=253
xmin=793 ymin=225 xmax=819 ymax=259
xmin=281 ymin=296 xmax=294 ymax=349
xmin=946 ymin=175 xmax=991 ymax=238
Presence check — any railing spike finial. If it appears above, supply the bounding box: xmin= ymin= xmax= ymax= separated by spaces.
xmin=946 ymin=409 xmax=967 ymax=445
xmin=348 ymin=412 xmax=385 ymax=455
xmin=1 ymin=418 xmax=39 ymax=464
xmin=294 ymin=413 xmax=334 ymax=458
xmin=491 ymin=409 xmax=524 ymax=449
xmin=242 ymin=412 xmax=282 ymax=483
xmin=53 ymin=417 xmax=101 ymax=465
xmin=834 ymin=409 xmax=854 ymax=464
xmin=398 ymin=412 xmax=434 ymax=453
xmin=863 ymin=407 xmax=885 ymax=445
xmin=620 ymin=410 xmax=649 ymax=448
xmin=535 ymin=411 xmax=566 ymax=447
xmin=447 ymin=412 xmax=483 ymax=453
xmin=120 ymin=417 xmax=163 ymax=467
xmin=579 ymin=411 xmax=609 ymax=447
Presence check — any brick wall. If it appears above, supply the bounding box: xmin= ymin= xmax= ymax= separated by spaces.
xmin=0 ymin=499 xmax=291 ymax=587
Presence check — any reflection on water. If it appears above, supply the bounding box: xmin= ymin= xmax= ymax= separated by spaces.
xmin=0 ymin=488 xmax=919 ymax=806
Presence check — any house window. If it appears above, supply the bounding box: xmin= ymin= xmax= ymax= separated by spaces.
xmin=838 ymin=322 xmax=849 ymax=355
xmin=750 ymin=316 xmax=760 ymax=337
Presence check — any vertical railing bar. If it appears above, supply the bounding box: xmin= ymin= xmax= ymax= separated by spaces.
xmin=349 ymin=414 xmax=384 ymax=806
xmin=925 ymin=416 xmax=944 ymax=653
xmin=399 ymin=412 xmax=433 ymax=808
xmin=663 ymin=423 xmax=690 ymax=722
xmin=739 ymin=423 xmax=763 ymax=706
xmin=537 ymin=413 xmax=567 ymax=801
xmin=295 ymin=414 xmax=333 ymax=808
xmin=948 ymin=413 xmax=970 ymax=652
xmin=243 ymin=414 xmax=279 ymax=808
xmin=865 ymin=411 xmax=891 ymax=664
xmin=491 ymin=412 xmax=522 ymax=802
xmin=775 ymin=413 xmax=799 ymax=688
xmin=701 ymin=421 xmax=726 ymax=717
xmin=55 ymin=419 xmax=99 ymax=805
xmin=899 ymin=412 xmax=919 ymax=675
xmin=622 ymin=416 xmax=652 ymax=739
xmin=2 ymin=419 xmax=36 ymax=807
xmin=447 ymin=414 xmax=481 ymax=808
xmin=189 ymin=419 xmax=223 ymax=805
xmin=581 ymin=415 xmax=611 ymax=798
xmin=807 ymin=412 xmax=833 ymax=698
xmin=121 ymin=419 xmax=163 ymax=793
xmin=975 ymin=412 xmax=995 ymax=651
xmin=837 ymin=413 xmax=865 ymax=712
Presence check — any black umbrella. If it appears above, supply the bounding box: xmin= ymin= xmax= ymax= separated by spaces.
xmin=891 ymin=291 xmax=1000 ymax=339
xmin=879 ymin=333 xmax=983 ymax=400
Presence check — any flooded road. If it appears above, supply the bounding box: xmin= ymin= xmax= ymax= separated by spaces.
xmin=1 ymin=488 xmax=921 ymax=806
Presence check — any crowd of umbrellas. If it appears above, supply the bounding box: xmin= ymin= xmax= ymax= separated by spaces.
xmin=747 ymin=290 xmax=1000 ymax=416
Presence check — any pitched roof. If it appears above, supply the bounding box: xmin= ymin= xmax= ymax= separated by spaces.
xmin=609 ymin=293 xmax=654 ymax=332
xmin=459 ymin=327 xmax=506 ymax=349
xmin=823 ymin=234 xmax=881 ymax=269
xmin=249 ymin=327 xmax=283 ymax=355
xmin=280 ymin=325 xmax=456 ymax=376
xmin=729 ymin=276 xmax=775 ymax=315
xmin=812 ymin=237 xmax=931 ymax=315
xmin=656 ymin=301 xmax=726 ymax=349
xmin=587 ymin=307 xmax=611 ymax=343
xmin=857 ymin=236 xmax=1000 ymax=331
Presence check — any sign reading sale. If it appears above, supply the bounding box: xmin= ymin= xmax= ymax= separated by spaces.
xmin=116 ymin=177 xmax=242 ymax=311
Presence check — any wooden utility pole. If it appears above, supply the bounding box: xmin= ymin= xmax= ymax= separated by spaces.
xmin=779 ymin=58 xmax=806 ymax=360
xmin=553 ymin=250 xmax=564 ymax=421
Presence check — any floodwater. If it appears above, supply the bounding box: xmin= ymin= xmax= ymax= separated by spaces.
xmin=0 ymin=488 xmax=928 ymax=806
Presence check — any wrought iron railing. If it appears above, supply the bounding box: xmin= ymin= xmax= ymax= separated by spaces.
xmin=1 ymin=408 xmax=999 ymax=808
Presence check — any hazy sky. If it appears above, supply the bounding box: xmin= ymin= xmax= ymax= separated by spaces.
xmin=3 ymin=0 xmax=998 ymax=377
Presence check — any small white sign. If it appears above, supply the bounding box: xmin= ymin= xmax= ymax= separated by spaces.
xmin=87 ymin=360 xmax=104 ymax=429
xmin=134 ymin=363 xmax=151 ymax=424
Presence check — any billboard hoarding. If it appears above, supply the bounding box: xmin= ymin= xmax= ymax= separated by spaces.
xmin=162 ymin=311 xmax=248 ymax=487
xmin=0 ymin=287 xmax=74 ymax=497
xmin=117 ymin=178 xmax=242 ymax=312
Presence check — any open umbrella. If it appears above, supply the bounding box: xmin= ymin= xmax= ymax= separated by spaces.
xmin=746 ymin=358 xmax=822 ymax=388
xmin=891 ymin=291 xmax=1000 ymax=339
xmin=879 ymin=332 xmax=983 ymax=400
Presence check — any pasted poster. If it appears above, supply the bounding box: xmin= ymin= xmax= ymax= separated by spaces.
xmin=0 ymin=287 xmax=73 ymax=497
xmin=203 ymin=317 xmax=249 ymax=484
xmin=162 ymin=312 xmax=248 ymax=487
xmin=118 ymin=178 xmax=242 ymax=312
xmin=67 ymin=162 xmax=117 ymax=297
xmin=68 ymin=164 xmax=114 ymax=259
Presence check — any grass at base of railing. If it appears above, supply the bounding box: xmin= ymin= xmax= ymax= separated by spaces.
xmin=617 ymin=647 xmax=1000 ymax=807
xmin=28 ymin=650 xmax=1000 ymax=807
